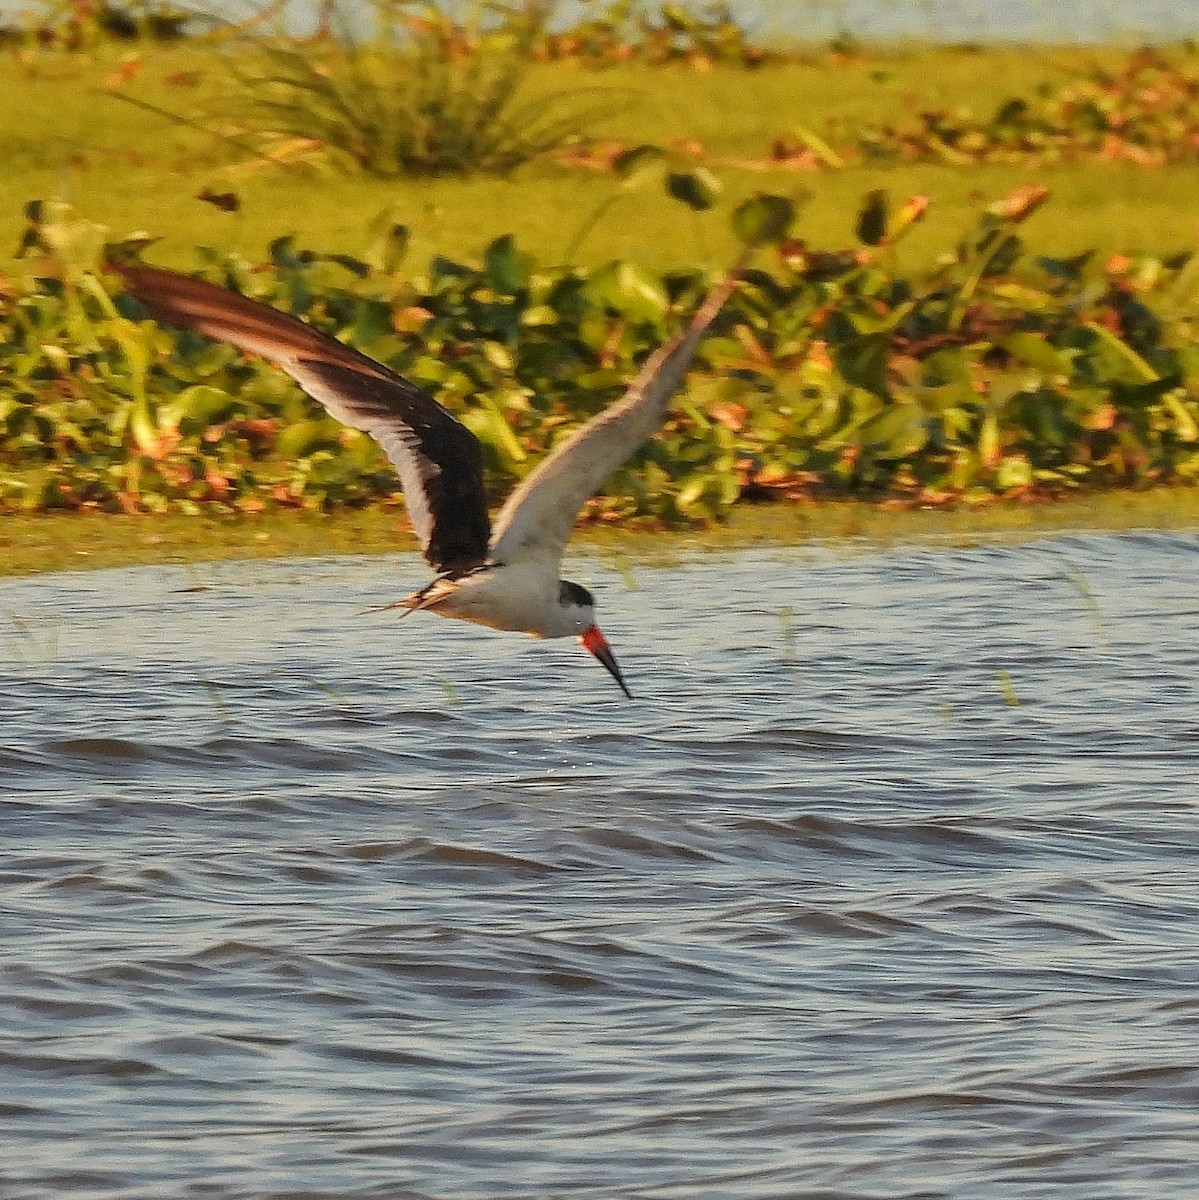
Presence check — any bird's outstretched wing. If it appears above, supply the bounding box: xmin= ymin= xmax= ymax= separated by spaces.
xmin=113 ymin=263 xmax=491 ymax=574
xmin=488 ymin=261 xmax=744 ymax=566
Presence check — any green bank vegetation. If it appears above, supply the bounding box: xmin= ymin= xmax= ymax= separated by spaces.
xmin=3 ymin=3 xmax=1199 ymax=572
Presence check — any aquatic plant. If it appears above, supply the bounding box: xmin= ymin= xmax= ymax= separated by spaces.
xmin=0 ymin=0 xmax=196 ymax=48
xmin=534 ymin=0 xmax=773 ymax=69
xmin=4 ymin=184 xmax=1199 ymax=521
xmin=3 ymin=0 xmax=775 ymax=68
xmin=839 ymin=46 xmax=1199 ymax=167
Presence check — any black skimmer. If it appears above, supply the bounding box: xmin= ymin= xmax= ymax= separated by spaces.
xmin=113 ymin=259 xmax=742 ymax=698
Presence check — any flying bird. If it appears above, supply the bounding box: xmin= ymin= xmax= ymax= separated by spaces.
xmin=113 ymin=259 xmax=742 ymax=698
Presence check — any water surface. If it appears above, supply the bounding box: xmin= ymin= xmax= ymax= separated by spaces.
xmin=3 ymin=533 xmax=1198 ymax=1198
xmin=3 ymin=0 xmax=1196 ymax=41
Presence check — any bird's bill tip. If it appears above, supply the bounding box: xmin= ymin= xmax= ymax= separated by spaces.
xmin=580 ymin=625 xmax=634 ymax=699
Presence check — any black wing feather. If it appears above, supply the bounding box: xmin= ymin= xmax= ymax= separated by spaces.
xmin=296 ymin=359 xmax=491 ymax=572
xmin=112 ymin=262 xmax=491 ymax=574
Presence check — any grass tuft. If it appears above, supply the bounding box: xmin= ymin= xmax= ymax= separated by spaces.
xmin=226 ymin=0 xmax=618 ymax=177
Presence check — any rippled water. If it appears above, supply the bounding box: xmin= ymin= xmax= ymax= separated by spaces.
xmin=3 ymin=532 xmax=1199 ymax=1199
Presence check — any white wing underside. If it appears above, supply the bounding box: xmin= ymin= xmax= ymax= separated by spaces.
xmin=488 ymin=264 xmax=743 ymax=566
xmin=187 ymin=329 xmax=444 ymax=557
xmin=284 ymin=362 xmax=438 ymax=547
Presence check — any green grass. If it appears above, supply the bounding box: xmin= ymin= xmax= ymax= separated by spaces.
xmin=5 ymin=488 xmax=1199 ymax=579
xmin=4 ymin=42 xmax=1199 ymax=274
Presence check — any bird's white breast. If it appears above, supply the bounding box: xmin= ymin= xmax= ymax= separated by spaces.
xmin=420 ymin=560 xmax=570 ymax=638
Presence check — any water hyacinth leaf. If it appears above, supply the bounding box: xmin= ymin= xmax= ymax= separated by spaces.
xmin=676 ymin=473 xmax=712 ymax=513
xmin=428 ymin=255 xmax=474 ymax=286
xmin=1036 ymin=251 xmax=1093 ymax=284
xmin=994 ymin=97 xmax=1029 ymax=125
xmin=732 ymin=194 xmax=795 ymax=246
xmin=995 ymin=454 xmax=1034 ymax=490
xmin=276 ymin=418 xmax=344 ymax=459
xmin=129 ymin=397 xmax=165 ymax=457
xmin=666 ymin=169 xmax=722 ymax=212
xmin=1161 ymin=252 xmax=1199 ymax=316
xmin=1002 ymin=331 xmax=1075 ymax=375
xmin=584 ymin=261 xmax=669 ymax=323
xmin=1163 ymin=391 xmax=1199 ymax=441
xmin=789 ymin=126 xmax=844 ymax=169
xmin=482 ymin=341 xmax=515 ymax=372
xmin=1081 ymin=320 xmax=1160 ymax=384
xmin=269 ymin=235 xmax=310 ymax=270
xmin=324 ymin=253 xmax=371 ymax=280
xmin=484 ymin=235 xmax=529 ymax=294
xmin=365 ymin=208 xmax=410 ymax=275
xmin=40 ymin=343 xmax=71 ymax=374
xmin=982 ymin=233 xmax=1022 ymax=277
xmin=460 ymin=396 xmax=527 ymax=470
xmin=350 ymin=299 xmax=401 ymax=348
xmin=1111 ymin=375 xmax=1184 ymax=407
xmin=662 ymin=3 xmax=695 ymax=31
xmin=832 ymin=333 xmax=890 ymax=396
xmin=614 ymin=144 xmax=667 ymax=188
xmin=859 ymin=403 xmax=928 ymax=459
xmin=989 ymin=281 xmax=1055 ymax=312
xmin=856 ymin=190 xmax=889 ymax=247
xmin=170 ymin=385 xmax=242 ymax=432
xmin=520 ymin=304 xmax=558 ymax=327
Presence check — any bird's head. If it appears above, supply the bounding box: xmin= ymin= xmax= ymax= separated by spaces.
xmin=558 ymin=580 xmax=633 ymax=699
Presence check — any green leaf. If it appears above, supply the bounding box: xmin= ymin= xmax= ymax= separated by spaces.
xmin=269 ymin=235 xmax=311 ymax=270
xmin=666 ymin=169 xmax=722 ymax=212
xmin=171 ymin=385 xmax=240 ymax=431
xmin=584 ymin=261 xmax=669 ymax=323
xmin=856 ymin=190 xmax=889 ymax=247
xmin=832 ymin=333 xmax=890 ymax=396
xmin=731 ymin=194 xmax=795 ymax=246
xmin=859 ymin=403 xmax=928 ymax=459
xmin=995 ymin=454 xmax=1033 ymax=490
xmin=324 ymin=253 xmax=371 ymax=279
xmin=1110 ymin=375 xmax=1183 ymax=407
xmin=613 ymin=144 xmax=667 ymax=188
xmin=982 ymin=233 xmax=1022 ymax=277
xmin=482 ymin=341 xmax=515 ymax=372
xmin=460 ymin=395 xmax=527 ymax=470
xmin=1002 ymin=332 xmax=1075 ymax=375
xmin=484 ymin=235 xmax=528 ymax=294
xmin=1081 ymin=320 xmax=1159 ymax=384
xmin=1163 ymin=390 xmax=1199 ymax=442
xmin=365 ymin=208 xmax=410 ymax=275
xmin=277 ymin=418 xmax=343 ymax=459
xmin=129 ymin=397 xmax=162 ymax=456
xmin=788 ymin=126 xmax=844 ymax=169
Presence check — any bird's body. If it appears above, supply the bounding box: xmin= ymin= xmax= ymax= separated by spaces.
xmin=113 ymin=258 xmax=741 ymax=696
xmin=400 ymin=560 xmax=574 ymax=635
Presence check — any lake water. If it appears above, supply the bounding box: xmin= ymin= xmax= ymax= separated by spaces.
xmin=3 ymin=532 xmax=1199 ymax=1199
xmin=3 ymin=0 xmax=1199 ymax=42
